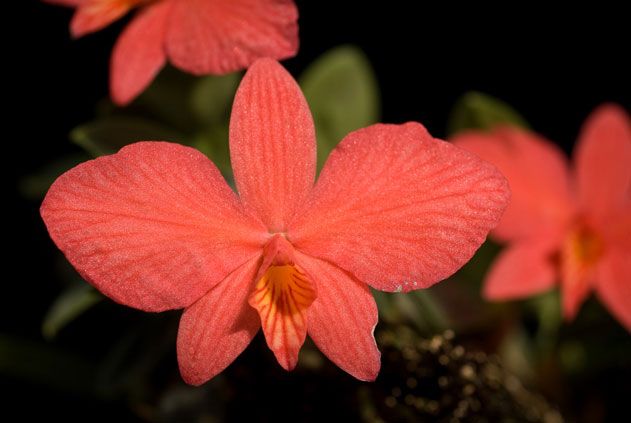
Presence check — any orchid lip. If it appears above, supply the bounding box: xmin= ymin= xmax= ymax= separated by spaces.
xmin=558 ymin=217 xmax=606 ymax=320
xmin=249 ymin=234 xmax=316 ymax=370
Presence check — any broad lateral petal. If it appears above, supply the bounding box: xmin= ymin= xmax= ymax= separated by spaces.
xmin=41 ymin=142 xmax=267 ymax=312
xmin=71 ymin=0 xmax=134 ymax=38
xmin=296 ymin=252 xmax=380 ymax=381
xmin=230 ymin=59 xmax=316 ymax=231
xmin=452 ymin=127 xmax=575 ymax=242
xmin=110 ymin=0 xmax=172 ymax=106
xmin=166 ymin=0 xmax=298 ymax=75
xmin=484 ymin=238 xmax=558 ymax=300
xmin=289 ymin=122 xmax=510 ymax=292
xmin=595 ymin=247 xmax=631 ymax=331
xmin=575 ymin=104 xmax=631 ymax=219
xmin=177 ymin=256 xmax=261 ymax=386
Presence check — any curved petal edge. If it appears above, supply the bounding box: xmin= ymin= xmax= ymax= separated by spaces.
xmin=41 ymin=142 xmax=266 ymax=312
xmin=290 ymin=122 xmax=510 ymax=292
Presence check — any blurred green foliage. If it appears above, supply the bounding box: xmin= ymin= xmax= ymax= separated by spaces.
xmin=71 ymin=116 xmax=184 ymax=157
xmin=42 ymin=284 xmax=102 ymax=340
xmin=18 ymin=153 xmax=89 ymax=200
xmin=448 ymin=91 xmax=529 ymax=136
xmin=300 ymin=45 xmax=380 ymax=169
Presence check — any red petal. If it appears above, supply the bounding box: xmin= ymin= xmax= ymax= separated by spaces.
xmin=289 ymin=123 xmax=510 ymax=292
xmin=600 ymin=205 xmax=631 ymax=250
xmin=110 ymin=1 xmax=171 ymax=105
xmin=574 ymin=104 xmax=631 ymax=221
xmin=41 ymin=142 xmax=267 ymax=312
xmin=297 ymin=252 xmax=380 ymax=381
xmin=452 ymin=127 xmax=576 ymax=242
xmin=166 ymin=0 xmax=298 ymax=75
xmin=595 ymin=247 xmax=631 ymax=331
xmin=230 ymin=59 xmax=316 ymax=232
xmin=71 ymin=0 xmax=134 ymax=38
xmin=560 ymin=272 xmax=592 ymax=322
xmin=484 ymin=238 xmax=558 ymax=300
xmin=177 ymin=256 xmax=261 ymax=385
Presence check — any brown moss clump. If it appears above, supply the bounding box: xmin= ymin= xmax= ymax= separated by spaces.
xmin=364 ymin=327 xmax=563 ymax=423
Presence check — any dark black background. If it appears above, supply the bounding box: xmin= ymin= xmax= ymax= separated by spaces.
xmin=7 ymin=0 xmax=630 ymax=420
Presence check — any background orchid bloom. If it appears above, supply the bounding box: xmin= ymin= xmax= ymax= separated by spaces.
xmin=41 ymin=58 xmax=509 ymax=385
xmin=44 ymin=0 xmax=299 ymax=105
xmin=452 ymin=105 xmax=631 ymax=330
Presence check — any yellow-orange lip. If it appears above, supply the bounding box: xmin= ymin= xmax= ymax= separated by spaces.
xmin=249 ymin=264 xmax=316 ymax=370
xmin=560 ymin=221 xmax=604 ymax=319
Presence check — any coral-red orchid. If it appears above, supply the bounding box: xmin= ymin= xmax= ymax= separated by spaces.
xmin=41 ymin=59 xmax=509 ymax=384
xmin=453 ymin=105 xmax=631 ymax=330
xmin=45 ymin=0 xmax=298 ymax=105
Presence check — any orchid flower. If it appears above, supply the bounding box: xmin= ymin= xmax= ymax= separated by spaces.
xmin=44 ymin=0 xmax=298 ymax=105
xmin=453 ymin=105 xmax=631 ymax=330
xmin=41 ymin=59 xmax=509 ymax=384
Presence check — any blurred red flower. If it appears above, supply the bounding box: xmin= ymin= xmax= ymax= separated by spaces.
xmin=453 ymin=105 xmax=631 ymax=330
xmin=45 ymin=0 xmax=299 ymax=104
xmin=41 ymin=59 xmax=509 ymax=384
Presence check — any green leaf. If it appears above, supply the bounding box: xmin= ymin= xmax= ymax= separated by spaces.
xmin=372 ymin=290 xmax=399 ymax=323
xmin=447 ymin=91 xmax=529 ymax=136
xmin=529 ymin=289 xmax=562 ymax=352
xmin=300 ymin=45 xmax=380 ymax=169
xmin=457 ymin=239 xmax=501 ymax=286
xmin=400 ymin=290 xmax=450 ymax=333
xmin=191 ymin=124 xmax=232 ymax=182
xmin=131 ymin=66 xmax=199 ymax=131
xmin=372 ymin=289 xmax=449 ymax=334
xmin=19 ymin=153 xmax=89 ymax=200
xmin=71 ymin=116 xmax=184 ymax=157
xmin=42 ymin=284 xmax=102 ymax=340
xmin=190 ymin=73 xmax=240 ymax=125
xmin=558 ymin=340 xmax=587 ymax=373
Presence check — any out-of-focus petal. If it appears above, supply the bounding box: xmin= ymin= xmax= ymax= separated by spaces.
xmin=41 ymin=142 xmax=267 ymax=312
xmin=574 ymin=104 xmax=631 ymax=220
xmin=110 ymin=0 xmax=172 ymax=105
xmin=296 ymin=252 xmax=380 ymax=381
xmin=559 ymin=230 xmax=599 ymax=322
xmin=599 ymin=204 xmax=631 ymax=250
xmin=595 ymin=246 xmax=631 ymax=331
xmin=452 ymin=127 xmax=575 ymax=242
xmin=177 ymin=256 xmax=261 ymax=385
xmin=484 ymin=238 xmax=558 ymax=300
xmin=290 ymin=123 xmax=510 ymax=292
xmin=229 ymin=59 xmax=316 ymax=231
xmin=166 ymin=0 xmax=298 ymax=75
xmin=71 ymin=0 xmax=134 ymax=38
